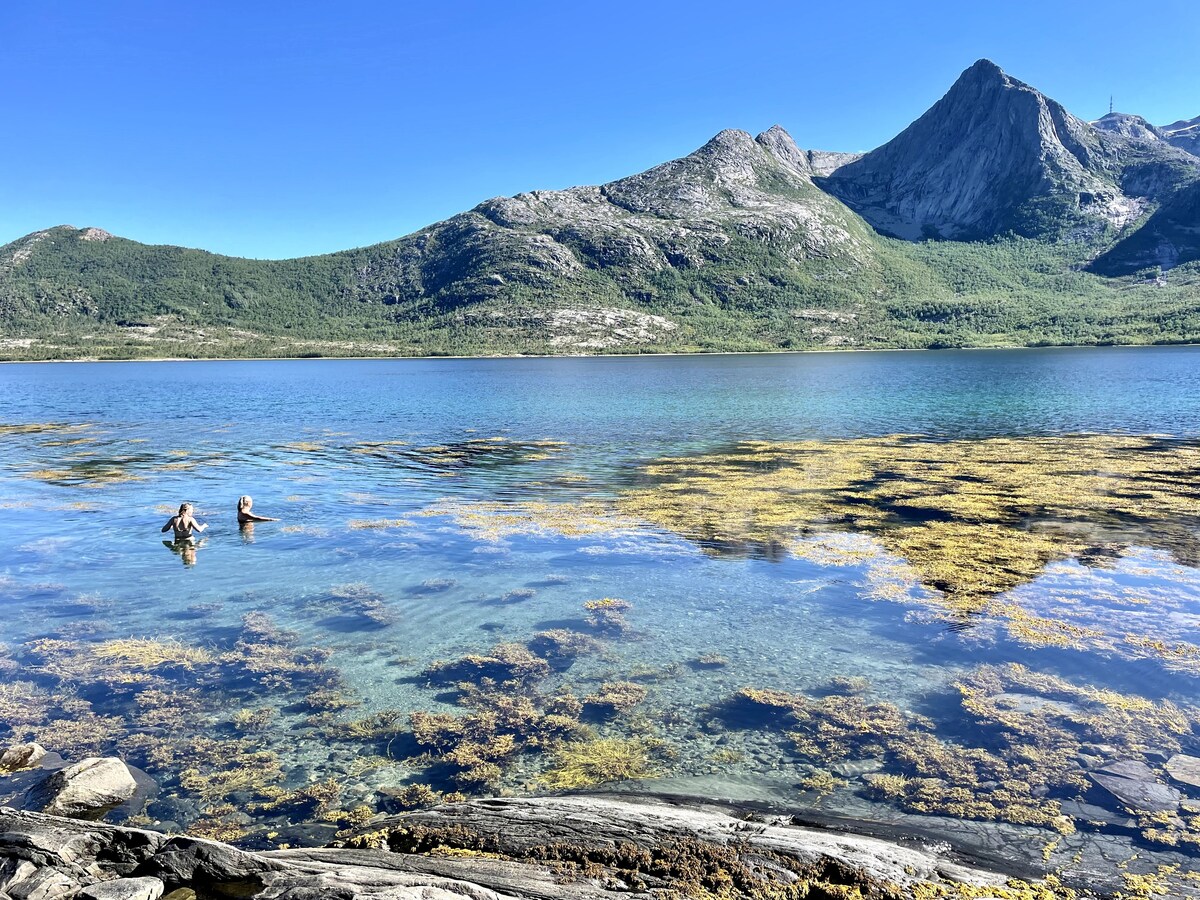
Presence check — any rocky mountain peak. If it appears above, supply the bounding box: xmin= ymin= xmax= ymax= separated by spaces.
xmin=754 ymin=124 xmax=812 ymax=176
xmin=1093 ymin=112 xmax=1164 ymax=143
xmin=957 ymin=58 xmax=1008 ymax=88
xmin=817 ymin=60 xmax=1152 ymax=239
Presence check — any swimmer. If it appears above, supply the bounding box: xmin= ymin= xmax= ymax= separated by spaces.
xmin=237 ymin=495 xmax=279 ymax=525
xmin=161 ymin=502 xmax=208 ymax=539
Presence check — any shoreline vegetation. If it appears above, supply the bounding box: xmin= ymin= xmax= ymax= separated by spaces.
xmin=3 ymin=339 xmax=1199 ymax=366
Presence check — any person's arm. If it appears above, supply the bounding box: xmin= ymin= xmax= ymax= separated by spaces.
xmin=245 ymin=513 xmax=278 ymax=522
xmin=193 ymin=519 xmax=209 ymax=532
xmin=161 ymin=517 xmax=176 ymax=534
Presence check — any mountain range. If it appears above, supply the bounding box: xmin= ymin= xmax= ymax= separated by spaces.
xmin=2 ymin=59 xmax=1199 ymax=360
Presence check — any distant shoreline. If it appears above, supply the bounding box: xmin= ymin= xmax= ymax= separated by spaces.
xmin=2 ymin=341 xmax=1197 ymax=366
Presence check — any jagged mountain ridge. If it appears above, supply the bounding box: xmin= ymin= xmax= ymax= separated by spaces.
xmin=352 ymin=125 xmax=883 ymax=310
xmin=2 ymin=59 xmax=1200 ymax=359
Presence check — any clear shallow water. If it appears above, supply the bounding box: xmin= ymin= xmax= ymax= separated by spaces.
xmin=3 ymin=346 xmax=1200 ymax=890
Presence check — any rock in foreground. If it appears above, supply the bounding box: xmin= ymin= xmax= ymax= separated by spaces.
xmin=0 ymin=796 xmax=1071 ymax=899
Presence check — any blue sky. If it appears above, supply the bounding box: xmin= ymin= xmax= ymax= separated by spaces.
xmin=3 ymin=0 xmax=1198 ymax=259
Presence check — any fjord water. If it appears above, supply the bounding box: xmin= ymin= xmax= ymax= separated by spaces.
xmin=3 ymin=346 xmax=1200 ymax=885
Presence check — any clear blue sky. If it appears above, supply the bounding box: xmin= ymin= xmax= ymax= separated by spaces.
xmin=3 ymin=0 xmax=1198 ymax=259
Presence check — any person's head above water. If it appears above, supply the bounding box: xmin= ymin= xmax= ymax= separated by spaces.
xmin=179 ymin=502 xmax=193 ymax=515
xmin=238 ymin=496 xmax=252 ymax=511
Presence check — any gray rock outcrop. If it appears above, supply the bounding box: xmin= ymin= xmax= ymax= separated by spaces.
xmin=76 ymin=878 xmax=164 ymax=900
xmin=23 ymin=759 xmax=138 ymax=821
xmin=0 ymin=797 xmax=1053 ymax=900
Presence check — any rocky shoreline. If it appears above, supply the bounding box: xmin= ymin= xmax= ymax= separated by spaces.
xmin=0 ymin=795 xmax=1071 ymax=900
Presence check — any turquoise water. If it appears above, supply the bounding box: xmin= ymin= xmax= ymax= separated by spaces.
xmin=3 ymin=346 xmax=1200 ymax=888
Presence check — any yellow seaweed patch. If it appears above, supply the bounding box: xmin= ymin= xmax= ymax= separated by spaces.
xmin=349 ymin=437 xmax=567 ymax=472
xmin=417 ymin=499 xmax=638 ymax=541
xmin=538 ymin=737 xmax=666 ymax=789
xmin=347 ymin=518 xmax=413 ymax=530
xmin=0 ymin=422 xmax=93 ymax=435
xmin=620 ymin=435 xmax=1200 ymax=599
xmin=92 ymin=638 xmax=215 ymax=671
xmin=279 ymin=441 xmax=326 ymax=452
xmin=615 ymin=435 xmax=1200 ymax=665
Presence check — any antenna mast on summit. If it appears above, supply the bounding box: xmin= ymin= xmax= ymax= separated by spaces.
xmin=1109 ymin=95 xmax=1114 ymax=115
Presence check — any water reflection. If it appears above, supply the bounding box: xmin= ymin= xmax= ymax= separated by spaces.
xmin=162 ymin=538 xmax=203 ymax=567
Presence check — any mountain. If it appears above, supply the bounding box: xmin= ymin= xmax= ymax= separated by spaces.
xmin=3 ymin=60 xmax=1200 ymax=361
xmin=819 ymin=60 xmax=1196 ymax=241
xmin=1161 ymin=115 xmax=1200 ymax=156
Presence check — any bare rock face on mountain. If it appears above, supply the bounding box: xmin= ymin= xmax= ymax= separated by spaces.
xmin=1093 ymin=112 xmax=1166 ymax=143
xmin=1090 ymin=177 xmax=1200 ymax=274
xmin=1161 ymin=115 xmax=1200 ymax=157
xmin=821 ymin=60 xmax=1195 ymax=240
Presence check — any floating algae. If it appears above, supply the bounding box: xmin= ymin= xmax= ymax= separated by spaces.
xmin=347 ymin=437 xmax=569 ymax=474
xmin=416 ymin=498 xmax=638 ymax=542
xmin=613 ymin=435 xmax=1200 ymax=669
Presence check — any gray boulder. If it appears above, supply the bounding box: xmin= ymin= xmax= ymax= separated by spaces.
xmin=25 ymin=758 xmax=138 ymax=820
xmin=4 ymin=867 xmax=78 ymax=900
xmin=0 ymin=744 xmax=46 ymax=775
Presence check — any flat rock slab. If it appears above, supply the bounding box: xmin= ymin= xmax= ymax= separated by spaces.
xmin=1165 ymin=754 xmax=1200 ymax=790
xmin=1089 ymin=760 xmax=1181 ymax=814
xmin=1058 ymin=799 xmax=1137 ymax=830
xmin=1 ymin=797 xmax=1041 ymax=900
xmin=1096 ymin=759 xmax=1155 ymax=781
xmin=77 ymin=877 xmax=165 ymax=900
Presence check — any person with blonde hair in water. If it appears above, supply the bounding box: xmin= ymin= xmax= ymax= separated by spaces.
xmin=161 ymin=502 xmax=207 ymax=539
xmin=237 ymin=495 xmax=279 ymax=525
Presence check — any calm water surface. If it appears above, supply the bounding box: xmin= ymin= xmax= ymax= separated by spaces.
xmin=2 ymin=346 xmax=1200 ymax=890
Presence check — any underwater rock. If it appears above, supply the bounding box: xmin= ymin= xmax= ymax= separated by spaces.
xmin=1057 ymin=799 xmax=1138 ymax=830
xmin=77 ymin=876 xmax=165 ymax=900
xmin=0 ymin=744 xmax=46 ymax=775
xmin=24 ymin=758 xmax=139 ymax=820
xmin=1088 ymin=760 xmax=1181 ymax=813
xmin=829 ymin=759 xmax=884 ymax=778
xmin=1164 ymin=753 xmax=1200 ymax=790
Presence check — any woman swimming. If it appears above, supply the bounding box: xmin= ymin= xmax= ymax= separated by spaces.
xmin=161 ymin=502 xmax=208 ymax=539
xmin=237 ymin=495 xmax=279 ymax=524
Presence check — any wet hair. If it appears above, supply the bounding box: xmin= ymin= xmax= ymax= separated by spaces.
xmin=178 ymin=503 xmax=192 ymax=514
xmin=238 ymin=496 xmax=252 ymax=510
